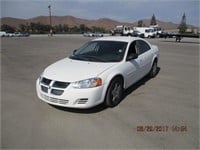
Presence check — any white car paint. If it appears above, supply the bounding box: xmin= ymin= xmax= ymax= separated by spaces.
xmin=36 ymin=36 xmax=159 ymax=108
xmin=43 ymin=58 xmax=116 ymax=82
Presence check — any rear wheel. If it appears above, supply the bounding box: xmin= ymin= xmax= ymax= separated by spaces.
xmin=105 ymin=77 xmax=123 ymax=108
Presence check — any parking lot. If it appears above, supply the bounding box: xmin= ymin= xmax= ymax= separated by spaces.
xmin=1 ymin=35 xmax=199 ymax=149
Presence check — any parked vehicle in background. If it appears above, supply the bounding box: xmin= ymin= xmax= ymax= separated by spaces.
xmin=0 ymin=31 xmax=15 ymax=37
xmin=7 ymin=33 xmax=15 ymax=37
xmin=158 ymin=32 xmax=175 ymax=38
xmin=83 ymin=32 xmax=94 ymax=37
xmin=134 ymin=27 xmax=156 ymax=38
xmin=0 ymin=32 xmax=30 ymax=37
xmin=132 ymin=30 xmax=144 ymax=38
xmin=93 ymin=32 xmax=104 ymax=37
xmin=112 ymin=25 xmax=134 ymax=36
xmin=13 ymin=32 xmax=23 ymax=37
xmin=0 ymin=31 xmax=7 ymax=37
xmin=36 ymin=36 xmax=159 ymax=109
xmin=150 ymin=25 xmax=162 ymax=35
xmin=157 ymin=31 xmax=168 ymax=38
xmin=83 ymin=32 xmax=104 ymax=37
xmin=21 ymin=32 xmax=30 ymax=37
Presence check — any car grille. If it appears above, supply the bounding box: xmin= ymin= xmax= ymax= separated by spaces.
xmin=41 ymin=94 xmax=69 ymax=105
xmin=41 ymin=85 xmax=48 ymax=93
xmin=40 ymin=77 xmax=70 ymax=96
xmin=41 ymin=77 xmax=52 ymax=85
xmin=52 ymin=81 xmax=69 ymax=88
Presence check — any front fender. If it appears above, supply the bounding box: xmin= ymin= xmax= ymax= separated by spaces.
xmin=150 ymin=45 xmax=159 ymax=67
xmin=99 ymin=64 xmax=126 ymax=101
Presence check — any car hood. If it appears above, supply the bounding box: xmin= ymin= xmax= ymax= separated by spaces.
xmin=43 ymin=58 xmax=116 ymax=82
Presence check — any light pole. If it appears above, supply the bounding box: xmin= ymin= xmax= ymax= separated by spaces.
xmin=48 ymin=5 xmax=52 ymax=36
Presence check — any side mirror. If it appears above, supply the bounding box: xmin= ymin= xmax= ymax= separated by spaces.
xmin=73 ymin=49 xmax=77 ymax=55
xmin=127 ymin=53 xmax=138 ymax=61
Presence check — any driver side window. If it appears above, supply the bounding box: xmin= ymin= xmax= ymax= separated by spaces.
xmin=127 ymin=41 xmax=137 ymax=56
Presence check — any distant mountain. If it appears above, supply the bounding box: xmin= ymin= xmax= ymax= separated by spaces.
xmin=1 ymin=17 xmax=26 ymax=28
xmin=0 ymin=15 xmax=195 ymax=31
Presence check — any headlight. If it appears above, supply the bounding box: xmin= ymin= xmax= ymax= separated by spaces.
xmin=72 ymin=78 xmax=102 ymax=89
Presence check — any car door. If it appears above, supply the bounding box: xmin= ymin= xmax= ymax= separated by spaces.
xmin=122 ymin=41 xmax=142 ymax=88
xmin=136 ymin=40 xmax=153 ymax=76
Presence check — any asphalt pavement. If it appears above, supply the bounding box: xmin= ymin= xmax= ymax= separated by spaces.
xmin=1 ymin=35 xmax=199 ymax=149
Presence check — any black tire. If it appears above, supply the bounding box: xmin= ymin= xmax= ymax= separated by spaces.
xmin=149 ymin=60 xmax=158 ymax=78
xmin=105 ymin=77 xmax=123 ymax=108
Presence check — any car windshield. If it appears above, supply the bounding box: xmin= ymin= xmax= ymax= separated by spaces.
xmin=70 ymin=41 xmax=128 ymax=62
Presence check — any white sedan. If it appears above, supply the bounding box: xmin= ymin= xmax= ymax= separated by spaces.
xmin=36 ymin=36 xmax=159 ymax=108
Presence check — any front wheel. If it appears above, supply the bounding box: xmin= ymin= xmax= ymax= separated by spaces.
xmin=149 ymin=60 xmax=158 ymax=78
xmin=105 ymin=77 xmax=123 ymax=108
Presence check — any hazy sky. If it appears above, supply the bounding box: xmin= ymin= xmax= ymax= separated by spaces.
xmin=1 ymin=0 xmax=199 ymax=26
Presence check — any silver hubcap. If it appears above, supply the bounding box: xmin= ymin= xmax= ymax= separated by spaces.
xmin=111 ymin=83 xmax=121 ymax=102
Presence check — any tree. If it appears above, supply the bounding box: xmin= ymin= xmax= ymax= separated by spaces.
xmin=1 ymin=24 xmax=15 ymax=33
xmin=63 ymin=24 xmax=69 ymax=32
xmin=19 ymin=24 xmax=26 ymax=32
xmin=80 ymin=24 xmax=86 ymax=33
xmin=30 ymin=22 xmax=36 ymax=33
xmin=70 ymin=26 xmax=80 ymax=33
xmin=191 ymin=27 xmax=195 ymax=34
xmin=29 ymin=22 xmax=51 ymax=34
xmin=150 ymin=14 xmax=157 ymax=25
xmin=58 ymin=24 xmax=63 ymax=32
xmin=178 ymin=13 xmax=187 ymax=33
xmin=137 ymin=20 xmax=143 ymax=27
xmin=25 ymin=22 xmax=30 ymax=32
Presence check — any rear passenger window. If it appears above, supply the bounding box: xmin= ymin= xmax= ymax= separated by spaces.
xmin=136 ymin=40 xmax=151 ymax=55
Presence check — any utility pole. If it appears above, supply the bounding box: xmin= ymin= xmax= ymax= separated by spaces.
xmin=48 ymin=5 xmax=52 ymax=36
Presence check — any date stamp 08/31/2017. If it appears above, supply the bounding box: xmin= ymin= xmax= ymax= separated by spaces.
xmin=136 ymin=125 xmax=188 ymax=133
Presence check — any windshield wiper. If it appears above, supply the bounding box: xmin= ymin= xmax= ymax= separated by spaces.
xmin=69 ymin=55 xmax=89 ymax=61
xmin=70 ymin=55 xmax=105 ymax=62
xmin=81 ymin=55 xmax=105 ymax=62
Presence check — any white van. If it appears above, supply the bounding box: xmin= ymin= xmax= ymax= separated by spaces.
xmin=0 ymin=31 xmax=6 ymax=37
xmin=112 ymin=25 xmax=134 ymax=36
xmin=134 ymin=27 xmax=156 ymax=38
xmin=150 ymin=25 xmax=162 ymax=35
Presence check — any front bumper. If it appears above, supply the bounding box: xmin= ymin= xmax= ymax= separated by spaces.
xmin=36 ymin=78 xmax=105 ymax=108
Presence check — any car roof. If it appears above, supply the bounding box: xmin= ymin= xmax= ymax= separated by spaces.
xmin=92 ymin=36 xmax=141 ymax=43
